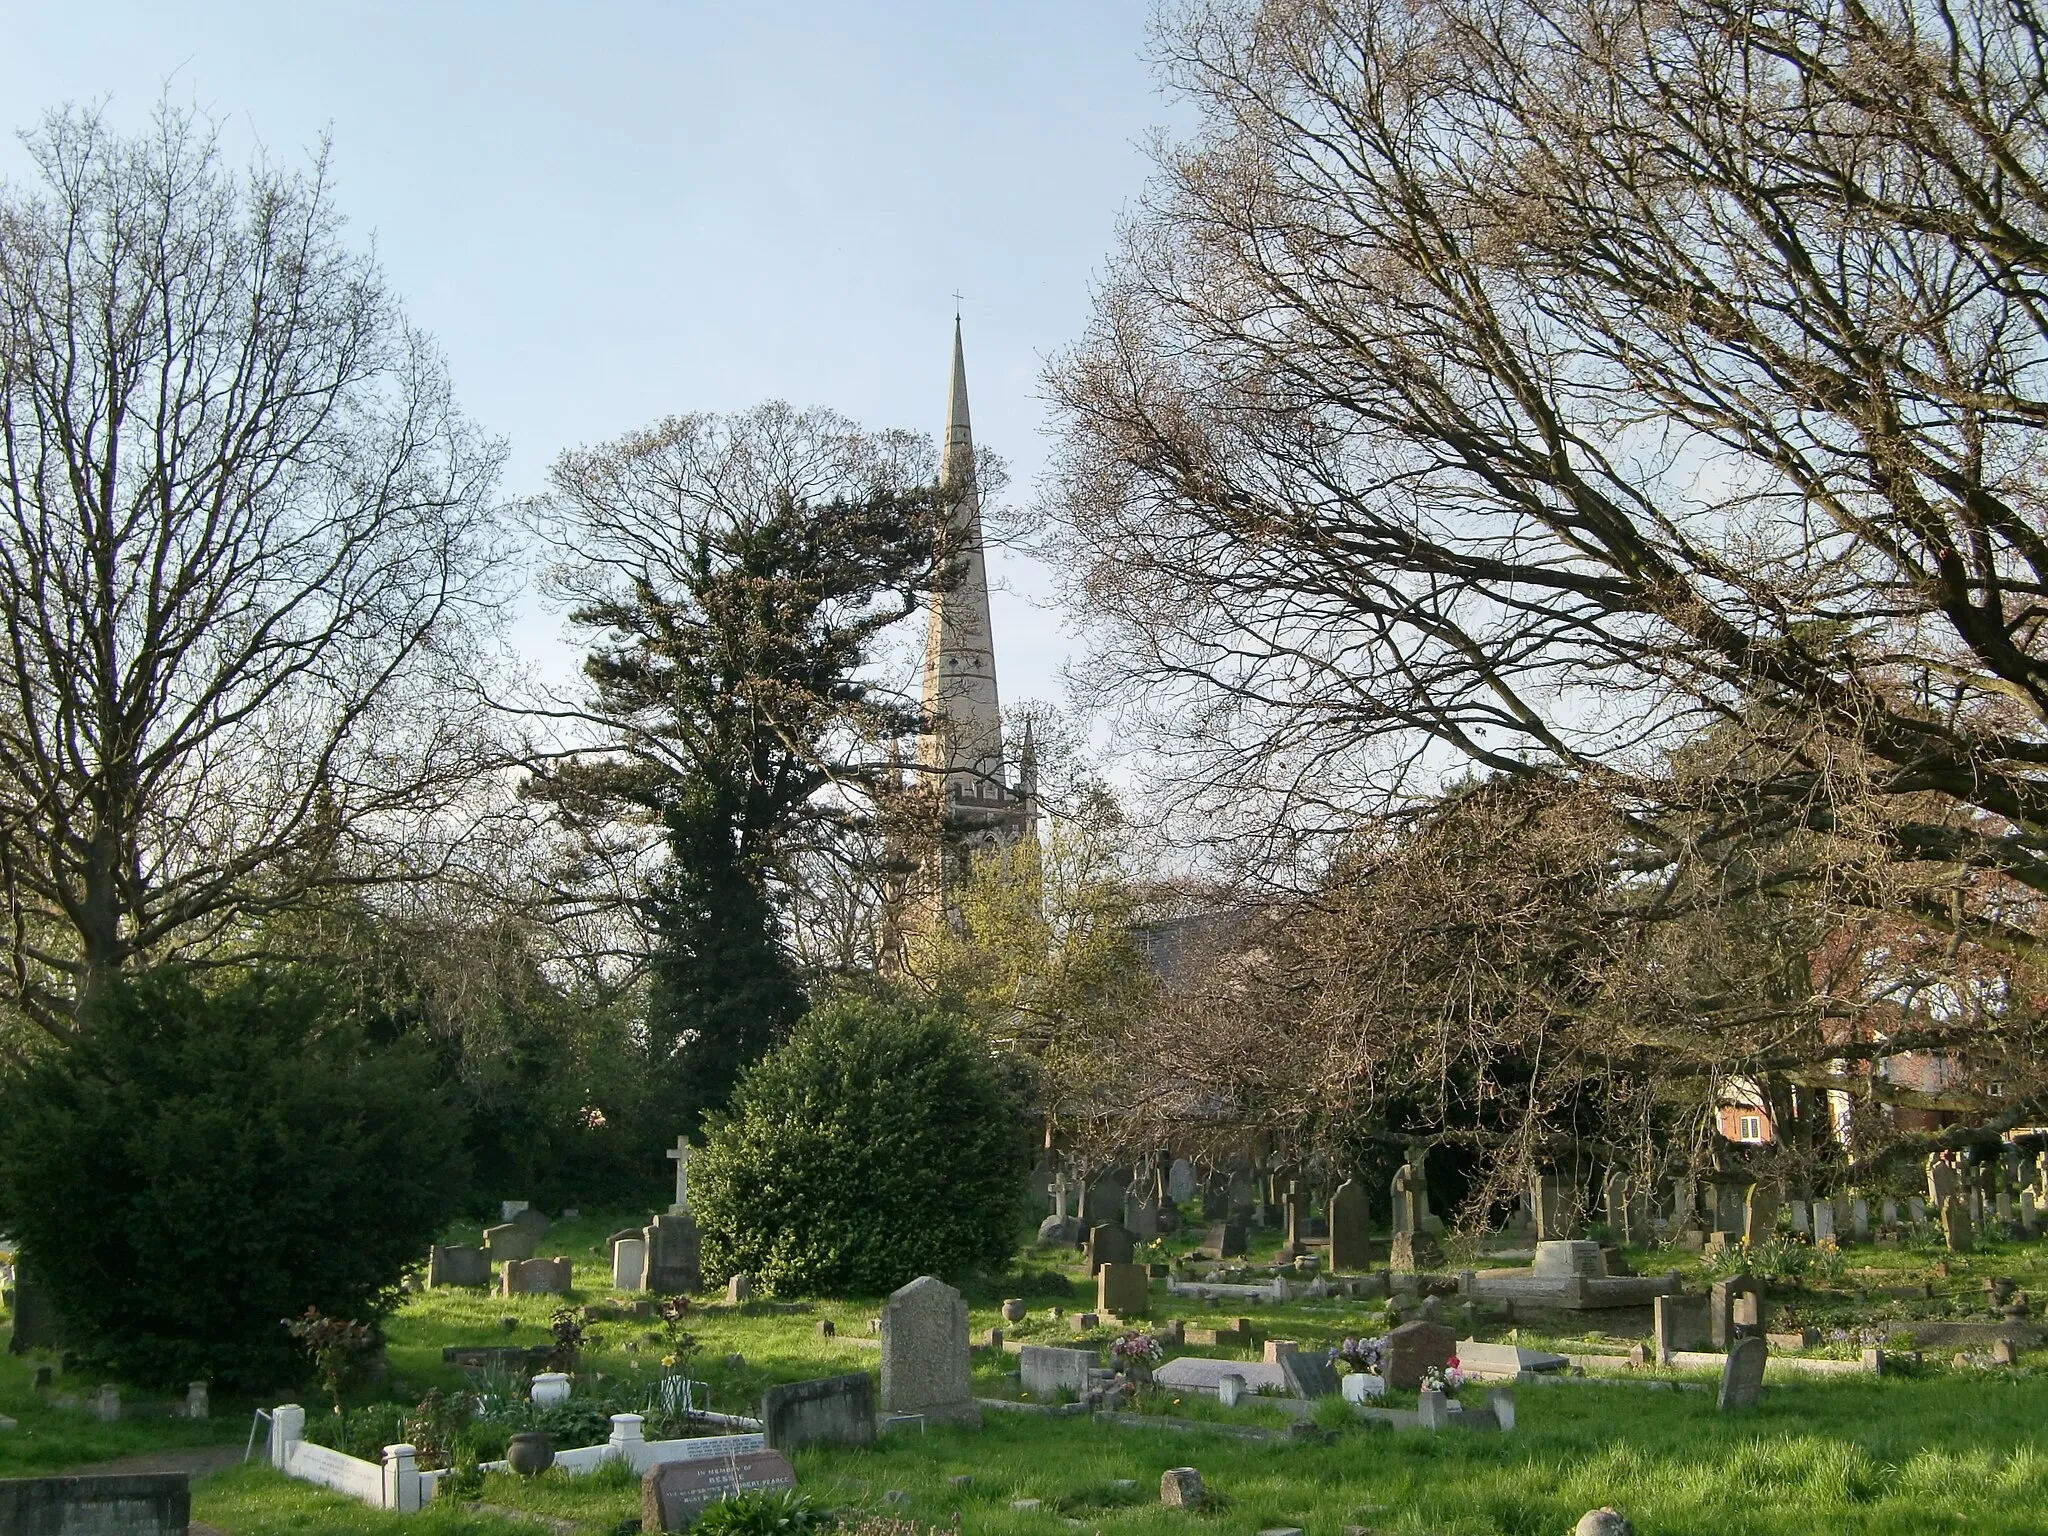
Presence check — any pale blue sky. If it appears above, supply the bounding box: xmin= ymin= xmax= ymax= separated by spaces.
xmin=4 ymin=1 xmax=1174 ymax=705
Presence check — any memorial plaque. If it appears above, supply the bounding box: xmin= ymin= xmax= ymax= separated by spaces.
xmin=642 ymin=1450 xmax=797 ymax=1531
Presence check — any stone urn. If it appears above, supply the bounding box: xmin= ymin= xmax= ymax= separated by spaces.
xmin=529 ymin=1372 xmax=571 ymax=1406
xmin=506 ymin=1431 xmax=555 ymax=1478
xmin=1001 ymin=1297 xmax=1027 ymax=1323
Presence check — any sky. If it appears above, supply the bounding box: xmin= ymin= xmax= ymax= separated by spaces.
xmin=1 ymin=1 xmax=1178 ymax=708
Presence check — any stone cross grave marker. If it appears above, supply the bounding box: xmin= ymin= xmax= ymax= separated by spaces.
xmin=880 ymin=1274 xmax=980 ymax=1425
xmin=1718 ymin=1336 xmax=1767 ymax=1411
xmin=667 ymin=1137 xmax=693 ymax=1215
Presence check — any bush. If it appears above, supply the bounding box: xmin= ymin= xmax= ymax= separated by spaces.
xmin=690 ymin=1491 xmax=834 ymax=1536
xmin=693 ymin=995 xmax=1032 ymax=1295
xmin=0 ymin=966 xmax=470 ymax=1388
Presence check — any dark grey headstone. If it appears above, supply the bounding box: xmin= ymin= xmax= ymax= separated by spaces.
xmin=1280 ymin=1350 xmax=1340 ymax=1399
xmin=5 ymin=1262 xmax=62 ymax=1354
xmin=642 ymin=1450 xmax=795 ymax=1531
xmin=645 ymin=1212 xmax=701 ymax=1294
xmin=0 ymin=1474 xmax=189 ymax=1534
xmin=760 ymin=1372 xmax=875 ymax=1452
xmin=427 ymin=1243 xmax=491 ymax=1288
xmin=1085 ymin=1222 xmax=1136 ymax=1275
xmin=1718 ymin=1336 xmax=1767 ymax=1410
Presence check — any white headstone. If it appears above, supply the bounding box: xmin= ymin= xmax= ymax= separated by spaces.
xmin=1216 ymin=1372 xmax=1245 ymax=1407
xmin=612 ymin=1238 xmax=648 ymax=1291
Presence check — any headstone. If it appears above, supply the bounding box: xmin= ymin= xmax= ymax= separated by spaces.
xmin=1811 ymin=1199 xmax=1835 ymax=1245
xmin=1787 ymin=1201 xmax=1810 ymax=1238
xmin=1526 ymin=1173 xmax=1563 ymax=1240
xmin=1168 ymin=1158 xmax=1199 ymax=1205
xmin=1160 ymin=1468 xmax=1205 ymax=1508
xmin=727 ymin=1274 xmax=753 ymax=1305
xmin=760 ymin=1373 xmax=875 ymax=1452
xmin=502 ymin=1257 xmax=572 ymax=1295
xmin=642 ymin=1450 xmax=796 ymax=1531
xmin=666 ymin=1137 xmax=694 ymax=1215
xmin=612 ymin=1239 xmax=648 ymax=1291
xmin=1196 ymin=1222 xmax=1247 ymax=1259
xmin=1908 ymin=1196 xmax=1927 ymax=1224
xmin=1710 ymin=1275 xmax=1764 ymax=1348
xmin=4 ymin=1263 xmax=61 ymax=1355
xmin=1085 ymin=1222 xmax=1136 ymax=1275
xmin=1097 ymin=1262 xmax=1148 ymax=1318
xmin=501 ymin=1200 xmax=530 ymax=1221
xmin=1328 ymin=1179 xmax=1371 ymax=1272
xmin=1744 ymin=1183 xmax=1781 ymax=1245
xmin=1417 ymin=1385 xmax=1451 ymax=1428
xmin=1276 ymin=1186 xmax=1306 ymax=1259
xmin=1217 ymin=1372 xmax=1245 ymax=1407
xmin=1653 ymin=1294 xmax=1711 ymax=1363
xmin=1849 ymin=1197 xmax=1870 ymax=1241
xmin=879 ymin=1275 xmax=979 ymax=1426
xmin=1280 ymin=1351 xmax=1340 ymax=1399
xmin=482 ymin=1223 xmax=539 ymax=1264
xmin=1711 ymin=1179 xmax=1748 ymax=1235
xmin=427 ymin=1244 xmax=491 ymax=1289
xmin=2023 ymin=1191 xmax=2041 ymax=1235
xmin=645 ymin=1213 xmax=701 ymax=1294
xmin=1717 ymin=1336 xmax=1767 ymax=1411
xmin=1943 ymin=1196 xmax=1976 ymax=1253
xmin=1124 ymin=1186 xmax=1159 ymax=1241
xmin=1019 ymin=1344 xmax=1097 ymax=1400
xmin=0 ymin=1474 xmax=190 ymax=1534
xmin=1390 ymin=1230 xmax=1443 ymax=1271
xmin=510 ymin=1207 xmax=550 ymax=1239
xmin=1381 ymin=1320 xmax=1457 ymax=1390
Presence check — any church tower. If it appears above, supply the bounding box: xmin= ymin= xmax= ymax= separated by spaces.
xmin=916 ymin=318 xmax=1033 ymax=853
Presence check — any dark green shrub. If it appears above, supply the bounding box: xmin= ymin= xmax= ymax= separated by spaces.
xmin=693 ymin=996 xmax=1032 ymax=1295
xmin=0 ymin=967 xmax=469 ymax=1389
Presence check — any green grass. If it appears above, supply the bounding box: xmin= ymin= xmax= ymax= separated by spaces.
xmin=11 ymin=1209 xmax=2048 ymax=1532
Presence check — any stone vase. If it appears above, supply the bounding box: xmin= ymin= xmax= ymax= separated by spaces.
xmin=506 ymin=1431 xmax=555 ymax=1478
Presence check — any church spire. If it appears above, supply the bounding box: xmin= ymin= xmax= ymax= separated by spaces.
xmin=919 ymin=318 xmax=1006 ymax=805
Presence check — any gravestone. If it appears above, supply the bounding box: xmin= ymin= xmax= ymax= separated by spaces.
xmin=1085 ymin=1222 xmax=1136 ymax=1275
xmin=428 ymin=1244 xmax=491 ymax=1289
xmin=1038 ymin=1175 xmax=1081 ymax=1246
xmin=1787 ymin=1200 xmax=1810 ymax=1238
xmin=612 ymin=1239 xmax=648 ymax=1291
xmin=0 ymin=1474 xmax=190 ymax=1534
xmin=1943 ymin=1196 xmax=1976 ymax=1253
xmin=1711 ymin=1179 xmax=1748 ymax=1235
xmin=645 ymin=1212 xmax=702 ymax=1294
xmin=760 ymin=1373 xmax=875 ymax=1452
xmin=1160 ymin=1468 xmax=1205 ymax=1508
xmin=6 ymin=1264 xmax=61 ymax=1355
xmin=1744 ymin=1183 xmax=1781 ymax=1245
xmin=1196 ymin=1222 xmax=1247 ymax=1259
xmin=1531 ymin=1173 xmax=1572 ymax=1240
xmin=1019 ymin=1344 xmax=1097 ymax=1400
xmin=1601 ymin=1171 xmax=1648 ymax=1244
xmin=1849 ymin=1196 xmax=1870 ymax=1241
xmin=1881 ymin=1198 xmax=1900 ymax=1227
xmin=1811 ymin=1199 xmax=1835 ymax=1245
xmin=1654 ymin=1294 xmax=1711 ymax=1363
xmin=727 ymin=1274 xmax=753 ymax=1305
xmin=1124 ymin=1186 xmax=1160 ymax=1241
xmin=1097 ymin=1261 xmax=1149 ymax=1318
xmin=2024 ymin=1191 xmax=2041 ymax=1235
xmin=1531 ymin=1241 xmax=1604 ymax=1278
xmin=1280 ymin=1350 xmax=1341 ymax=1399
xmin=666 ymin=1136 xmax=694 ymax=1215
xmin=1710 ymin=1275 xmax=1764 ymax=1349
xmin=1328 ymin=1179 xmax=1372 ymax=1272
xmin=642 ymin=1450 xmax=796 ymax=1531
xmin=1717 ymin=1336 xmax=1767 ymax=1411
xmin=1390 ymin=1229 xmax=1443 ymax=1272
xmin=1381 ymin=1320 xmax=1457 ymax=1390
xmin=1168 ymin=1158 xmax=1199 ymax=1205
xmin=1217 ymin=1372 xmax=1245 ymax=1407
xmin=502 ymin=1257 xmax=572 ymax=1295
xmin=1393 ymin=1161 xmax=1425 ymax=1234
xmin=879 ymin=1274 xmax=979 ymax=1426
xmin=1929 ymin=1153 xmax=1964 ymax=1209
xmin=481 ymin=1223 xmax=539 ymax=1264
xmin=1908 ymin=1196 xmax=1928 ymax=1224
xmin=510 ymin=1206 xmax=550 ymax=1239
xmin=1276 ymin=1186 xmax=1306 ymax=1260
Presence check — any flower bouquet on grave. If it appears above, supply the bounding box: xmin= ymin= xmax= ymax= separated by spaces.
xmin=1110 ymin=1330 xmax=1164 ymax=1381
xmin=1420 ymin=1358 xmax=1465 ymax=1398
xmin=1335 ymin=1335 xmax=1385 ymax=1375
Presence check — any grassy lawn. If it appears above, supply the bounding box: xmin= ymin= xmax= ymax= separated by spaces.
xmin=8 ymin=1209 xmax=2048 ymax=1532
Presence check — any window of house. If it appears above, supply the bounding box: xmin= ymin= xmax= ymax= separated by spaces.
xmin=1738 ymin=1114 xmax=1763 ymax=1142
xmin=1988 ymin=1081 xmax=2007 ymax=1098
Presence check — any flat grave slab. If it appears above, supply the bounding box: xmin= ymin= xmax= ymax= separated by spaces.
xmin=1154 ymin=1356 xmax=1289 ymax=1395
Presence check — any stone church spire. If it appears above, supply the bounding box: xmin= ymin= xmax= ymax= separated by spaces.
xmin=918 ymin=318 xmax=1007 ymax=804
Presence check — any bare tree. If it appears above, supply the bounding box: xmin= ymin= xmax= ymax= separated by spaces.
xmin=1049 ymin=0 xmax=2048 ymax=941
xmin=0 ymin=105 xmax=506 ymax=1036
